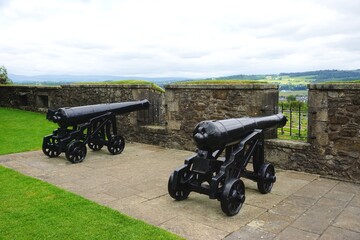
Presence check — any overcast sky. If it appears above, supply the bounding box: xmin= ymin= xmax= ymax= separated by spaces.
xmin=1 ymin=0 xmax=360 ymax=78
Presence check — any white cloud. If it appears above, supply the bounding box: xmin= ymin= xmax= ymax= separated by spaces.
xmin=0 ymin=0 xmax=359 ymax=77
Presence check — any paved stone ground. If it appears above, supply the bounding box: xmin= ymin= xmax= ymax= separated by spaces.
xmin=1 ymin=142 xmax=360 ymax=240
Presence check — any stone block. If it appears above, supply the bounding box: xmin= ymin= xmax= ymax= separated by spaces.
xmin=315 ymin=108 xmax=328 ymax=121
xmin=335 ymin=139 xmax=360 ymax=152
xmin=333 ymin=206 xmax=360 ymax=232
xmin=289 ymin=153 xmax=307 ymax=162
xmin=167 ymin=120 xmax=181 ymax=130
xmin=329 ymin=115 xmax=349 ymax=125
xmin=316 ymin=133 xmax=329 ymax=147
xmin=212 ymin=90 xmax=228 ymax=100
xmin=308 ymin=91 xmax=328 ymax=108
xmin=248 ymin=212 xmax=293 ymax=234
xmin=293 ymin=178 xmax=339 ymax=200
xmin=226 ymin=225 xmax=275 ymax=240
xmin=352 ymin=98 xmax=360 ymax=105
xmin=339 ymin=123 xmax=359 ymax=137
xmin=270 ymin=201 xmax=308 ymax=219
xmin=291 ymin=197 xmax=346 ymax=234
xmin=328 ymin=91 xmax=340 ymax=98
xmin=320 ymin=226 xmax=360 ymax=240
xmin=165 ymin=90 xmax=175 ymax=101
xmin=194 ymin=102 xmax=207 ymax=111
xmin=276 ymin=227 xmax=319 ymax=240
xmin=265 ymin=148 xmax=291 ymax=167
xmin=161 ymin=216 xmax=228 ymax=240
xmin=167 ymin=101 xmax=179 ymax=112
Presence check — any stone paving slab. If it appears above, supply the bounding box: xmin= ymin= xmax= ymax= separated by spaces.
xmin=1 ymin=142 xmax=360 ymax=240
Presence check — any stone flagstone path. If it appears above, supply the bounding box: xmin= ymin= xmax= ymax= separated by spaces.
xmin=1 ymin=143 xmax=360 ymax=240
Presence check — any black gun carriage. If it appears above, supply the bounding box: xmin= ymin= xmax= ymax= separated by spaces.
xmin=168 ymin=114 xmax=287 ymax=216
xmin=42 ymin=99 xmax=150 ymax=163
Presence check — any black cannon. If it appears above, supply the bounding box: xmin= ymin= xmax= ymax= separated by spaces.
xmin=42 ymin=99 xmax=150 ymax=163
xmin=168 ymin=114 xmax=287 ymax=216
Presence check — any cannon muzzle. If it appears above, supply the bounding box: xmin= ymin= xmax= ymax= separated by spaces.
xmin=47 ymin=99 xmax=150 ymax=126
xmin=193 ymin=113 xmax=287 ymax=152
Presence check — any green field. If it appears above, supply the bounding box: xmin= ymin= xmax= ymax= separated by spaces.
xmin=278 ymin=106 xmax=308 ymax=141
xmin=177 ymin=79 xmax=268 ymax=84
xmin=279 ymin=90 xmax=308 ymax=97
xmin=264 ymin=75 xmax=314 ymax=85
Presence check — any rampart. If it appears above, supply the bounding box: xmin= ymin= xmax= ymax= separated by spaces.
xmin=0 ymin=83 xmax=359 ymax=181
xmin=0 ymin=84 xmax=165 ymax=139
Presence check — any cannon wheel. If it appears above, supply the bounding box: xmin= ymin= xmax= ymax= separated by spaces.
xmin=107 ymin=135 xmax=125 ymax=155
xmin=88 ymin=129 xmax=105 ymax=151
xmin=88 ymin=142 xmax=103 ymax=151
xmin=65 ymin=141 xmax=87 ymax=163
xmin=168 ymin=171 xmax=191 ymax=201
xmin=42 ymin=137 xmax=61 ymax=158
xmin=221 ymin=178 xmax=245 ymax=216
xmin=257 ymin=163 xmax=275 ymax=194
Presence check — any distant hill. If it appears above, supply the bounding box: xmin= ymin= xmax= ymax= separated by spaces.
xmin=216 ymin=69 xmax=360 ymax=82
xmin=8 ymin=69 xmax=360 ymax=89
xmin=8 ymin=74 xmax=189 ymax=87
xmin=279 ymin=69 xmax=360 ymax=82
xmin=212 ymin=69 xmax=360 ymax=91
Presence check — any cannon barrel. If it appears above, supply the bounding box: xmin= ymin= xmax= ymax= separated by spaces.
xmin=193 ymin=114 xmax=287 ymax=152
xmin=47 ymin=99 xmax=150 ymax=126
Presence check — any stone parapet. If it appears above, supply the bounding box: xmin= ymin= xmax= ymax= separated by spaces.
xmin=307 ymin=83 xmax=360 ymax=180
xmin=164 ymin=83 xmax=280 ymax=151
xmin=1 ymin=82 xmax=360 ymax=181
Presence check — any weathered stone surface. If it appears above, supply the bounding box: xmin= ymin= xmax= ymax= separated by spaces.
xmin=333 ymin=206 xmax=360 ymax=232
xmin=163 ymin=84 xmax=279 ymax=151
xmin=276 ymin=226 xmax=319 ymax=240
xmin=212 ymin=90 xmax=228 ymax=100
xmin=292 ymin=197 xmax=346 ymax=234
xmin=320 ymin=226 xmax=360 ymax=240
xmin=226 ymin=225 xmax=276 ymax=240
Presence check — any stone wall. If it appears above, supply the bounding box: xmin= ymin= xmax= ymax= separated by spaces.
xmin=0 ymin=84 xmax=165 ymax=140
xmin=163 ymin=84 xmax=279 ymax=150
xmin=309 ymin=84 xmax=360 ymax=180
xmin=0 ymin=85 xmax=61 ymax=112
xmin=265 ymin=83 xmax=360 ymax=182
xmin=2 ymin=83 xmax=360 ymax=181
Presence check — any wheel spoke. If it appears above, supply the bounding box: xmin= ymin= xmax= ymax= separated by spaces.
xmin=66 ymin=141 xmax=87 ymax=163
xmin=107 ymin=135 xmax=125 ymax=155
xmin=221 ymin=179 xmax=245 ymax=216
xmin=257 ymin=163 xmax=275 ymax=194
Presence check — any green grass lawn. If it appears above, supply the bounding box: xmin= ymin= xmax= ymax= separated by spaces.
xmin=0 ymin=107 xmax=182 ymax=240
xmin=0 ymin=108 xmax=58 ymax=155
xmin=0 ymin=166 xmax=181 ymax=240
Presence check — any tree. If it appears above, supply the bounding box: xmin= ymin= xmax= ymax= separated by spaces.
xmin=286 ymin=95 xmax=296 ymax=102
xmin=0 ymin=66 xmax=12 ymax=84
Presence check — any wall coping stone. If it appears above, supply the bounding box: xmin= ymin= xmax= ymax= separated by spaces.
xmin=308 ymin=83 xmax=360 ymax=90
xmin=0 ymin=85 xmax=61 ymax=89
xmin=265 ymin=139 xmax=310 ymax=150
xmin=164 ymin=84 xmax=278 ymax=90
xmin=140 ymin=125 xmax=167 ymax=133
xmin=60 ymin=84 xmax=154 ymax=89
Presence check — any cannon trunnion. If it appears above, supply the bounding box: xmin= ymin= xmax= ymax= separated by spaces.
xmin=168 ymin=114 xmax=287 ymax=216
xmin=42 ymin=100 xmax=150 ymax=163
